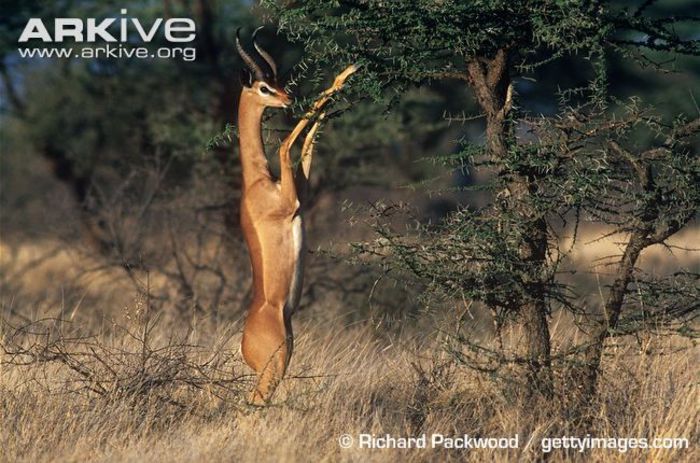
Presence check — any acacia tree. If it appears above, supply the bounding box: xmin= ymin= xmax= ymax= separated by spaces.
xmin=264 ymin=0 xmax=700 ymax=397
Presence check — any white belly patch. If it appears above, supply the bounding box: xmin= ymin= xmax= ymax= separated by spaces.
xmin=286 ymin=215 xmax=305 ymax=315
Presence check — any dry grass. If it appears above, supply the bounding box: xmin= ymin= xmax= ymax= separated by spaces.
xmin=1 ymin=234 xmax=698 ymax=462
xmin=2 ymin=315 xmax=697 ymax=462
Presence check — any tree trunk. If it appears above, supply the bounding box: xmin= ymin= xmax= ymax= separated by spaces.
xmin=520 ymin=217 xmax=554 ymax=396
xmin=466 ymin=49 xmax=553 ymax=396
xmin=580 ymin=152 xmax=661 ymax=400
xmin=581 ymin=229 xmax=646 ymax=399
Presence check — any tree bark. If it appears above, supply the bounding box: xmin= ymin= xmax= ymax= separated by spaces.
xmin=581 ymin=232 xmax=645 ymax=399
xmin=466 ymin=49 xmax=553 ymax=396
xmin=579 ymin=148 xmax=656 ymax=399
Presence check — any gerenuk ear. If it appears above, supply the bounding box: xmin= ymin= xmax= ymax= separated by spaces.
xmin=239 ymin=68 xmax=253 ymax=88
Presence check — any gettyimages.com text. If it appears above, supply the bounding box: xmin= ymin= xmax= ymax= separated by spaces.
xmin=337 ymin=433 xmax=690 ymax=453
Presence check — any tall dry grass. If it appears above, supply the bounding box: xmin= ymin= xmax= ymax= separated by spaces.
xmin=1 ymin=232 xmax=698 ymax=462
xmin=1 ymin=313 xmax=697 ymax=462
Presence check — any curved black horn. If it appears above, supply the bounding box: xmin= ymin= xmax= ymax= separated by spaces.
xmin=252 ymin=26 xmax=278 ymax=78
xmin=236 ymin=27 xmax=264 ymax=82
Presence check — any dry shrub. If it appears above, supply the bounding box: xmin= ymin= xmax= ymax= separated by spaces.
xmin=1 ymin=227 xmax=697 ymax=462
xmin=2 ymin=306 xmax=697 ymax=462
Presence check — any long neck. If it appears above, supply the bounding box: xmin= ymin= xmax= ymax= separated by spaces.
xmin=238 ymin=93 xmax=271 ymax=186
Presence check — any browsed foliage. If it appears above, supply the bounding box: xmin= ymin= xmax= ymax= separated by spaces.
xmin=267 ymin=0 xmax=700 ymax=400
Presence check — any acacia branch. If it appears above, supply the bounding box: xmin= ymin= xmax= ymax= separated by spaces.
xmin=280 ymin=64 xmax=359 ymax=152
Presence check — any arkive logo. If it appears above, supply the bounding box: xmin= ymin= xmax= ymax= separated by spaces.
xmin=19 ymin=9 xmax=195 ymax=43
xmin=17 ymin=9 xmax=197 ymax=62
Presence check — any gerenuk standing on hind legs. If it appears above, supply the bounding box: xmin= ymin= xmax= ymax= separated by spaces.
xmin=234 ymin=27 xmax=357 ymax=405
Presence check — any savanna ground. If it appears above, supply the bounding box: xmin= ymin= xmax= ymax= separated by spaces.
xmin=1 ymin=157 xmax=698 ymax=461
